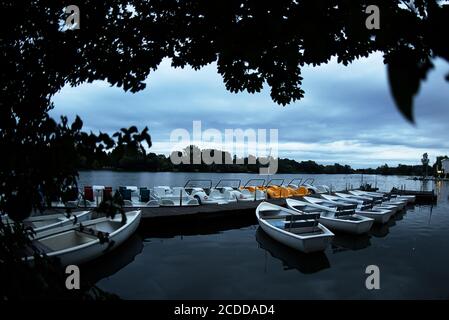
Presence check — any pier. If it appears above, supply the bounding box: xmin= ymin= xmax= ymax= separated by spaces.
xmin=137 ymin=198 xmax=287 ymax=221
xmin=390 ymin=189 xmax=437 ymax=204
xmin=136 ymin=190 xmax=433 ymax=223
xmin=46 ymin=189 xmax=436 ymax=224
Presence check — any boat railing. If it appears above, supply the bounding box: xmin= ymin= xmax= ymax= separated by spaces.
xmin=334 ymin=210 xmax=355 ymax=217
xmin=214 ymin=179 xmax=242 ymax=190
xmin=287 ymin=178 xmax=303 ymax=187
xmin=243 ymin=179 xmax=266 ymax=188
xmin=267 ymin=178 xmax=284 ymax=187
xmin=184 ymin=179 xmax=213 ymax=191
xmin=284 ymin=213 xmax=320 ymax=233
xmin=302 ymin=178 xmax=315 ymax=185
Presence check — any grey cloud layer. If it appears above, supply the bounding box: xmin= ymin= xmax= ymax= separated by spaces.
xmin=51 ymin=53 xmax=449 ymax=168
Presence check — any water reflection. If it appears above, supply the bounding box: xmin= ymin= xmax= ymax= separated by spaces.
xmin=82 ymin=233 xmax=144 ymax=283
xmin=393 ymin=209 xmax=407 ymax=222
xmin=255 ymin=227 xmax=330 ymax=274
xmin=331 ymin=233 xmax=371 ymax=253
xmin=140 ymin=214 xmax=256 ymax=238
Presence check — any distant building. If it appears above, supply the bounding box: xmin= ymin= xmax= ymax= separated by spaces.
xmin=442 ymin=159 xmax=449 ymax=174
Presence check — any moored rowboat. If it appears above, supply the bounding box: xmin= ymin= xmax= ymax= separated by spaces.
xmin=256 ymin=202 xmax=333 ymax=253
xmin=289 ymin=197 xmax=374 ymax=234
xmin=2 ymin=211 xmax=92 ymax=233
xmin=28 ymin=210 xmax=141 ymax=266
xmin=334 ymin=193 xmax=394 ymax=223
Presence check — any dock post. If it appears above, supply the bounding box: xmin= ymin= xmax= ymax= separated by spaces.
xmin=180 ymin=189 xmax=182 ymax=206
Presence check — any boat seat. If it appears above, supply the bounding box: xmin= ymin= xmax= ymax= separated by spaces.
xmin=259 ymin=210 xmax=284 ymax=218
xmin=335 ymin=210 xmax=355 ymax=217
xmin=262 ymin=214 xmax=291 ymax=220
xmin=284 ymin=220 xmax=319 ymax=229
xmin=285 ymin=213 xmax=320 ymax=221
xmin=76 ymin=226 xmax=110 ymax=242
xmin=84 ymin=186 xmax=94 ymax=202
xmin=31 ymin=240 xmax=54 ymax=254
xmin=119 ymin=188 xmax=132 ymax=201
xmin=340 ymin=204 xmax=357 ymax=210
xmin=103 ymin=187 xmax=113 ymax=200
xmin=22 ymin=220 xmax=36 ymax=228
xmin=292 ymin=205 xmax=320 ymax=213
xmin=140 ymin=188 xmax=150 ymax=202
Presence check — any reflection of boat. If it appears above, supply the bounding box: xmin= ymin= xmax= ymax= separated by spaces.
xmin=256 ymin=202 xmax=333 ymax=253
xmin=81 ymin=232 xmax=144 ymax=283
xmin=331 ymin=233 xmax=371 ymax=253
xmin=139 ymin=208 xmax=257 ymax=238
xmin=393 ymin=209 xmax=406 ymax=221
xmin=369 ymin=218 xmax=396 ymax=237
xmin=255 ymin=227 xmax=330 ymax=274
xmin=28 ymin=210 xmax=142 ymax=266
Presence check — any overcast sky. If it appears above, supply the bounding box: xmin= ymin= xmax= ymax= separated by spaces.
xmin=50 ymin=52 xmax=449 ymax=169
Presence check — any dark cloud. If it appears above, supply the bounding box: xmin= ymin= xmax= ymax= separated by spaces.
xmin=51 ymin=54 xmax=449 ymax=168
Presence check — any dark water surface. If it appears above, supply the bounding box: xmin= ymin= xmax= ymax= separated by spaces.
xmin=79 ymin=172 xmax=449 ymax=299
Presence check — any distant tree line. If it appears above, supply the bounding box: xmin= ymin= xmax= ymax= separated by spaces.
xmin=77 ymin=143 xmax=446 ymax=177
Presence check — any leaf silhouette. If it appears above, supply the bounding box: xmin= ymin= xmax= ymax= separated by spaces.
xmin=386 ymin=48 xmax=433 ymax=123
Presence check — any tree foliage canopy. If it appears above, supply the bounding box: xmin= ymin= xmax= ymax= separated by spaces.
xmin=2 ymin=1 xmax=448 ymax=121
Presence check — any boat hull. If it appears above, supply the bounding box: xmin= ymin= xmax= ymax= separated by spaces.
xmin=287 ymin=198 xmax=373 ymax=235
xmin=39 ymin=211 xmax=141 ymax=266
xmin=355 ymin=209 xmax=392 ymax=224
xmin=258 ymin=221 xmax=332 ymax=253
xmin=319 ymin=216 xmax=373 ymax=235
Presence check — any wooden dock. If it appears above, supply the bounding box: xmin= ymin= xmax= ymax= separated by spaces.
xmin=138 ymin=189 xmax=437 ymax=223
xmin=390 ymin=189 xmax=437 ymax=203
xmin=137 ymin=198 xmax=287 ymax=222
xmin=43 ymin=188 xmax=437 ymax=225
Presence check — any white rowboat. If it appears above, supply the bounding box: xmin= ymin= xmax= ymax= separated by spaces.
xmin=28 ymin=210 xmax=142 ymax=266
xmin=2 ymin=211 xmax=92 ymax=233
xmin=287 ymin=198 xmax=373 ymax=234
xmin=256 ymin=202 xmax=333 ymax=253
xmin=334 ymin=193 xmax=394 ymax=223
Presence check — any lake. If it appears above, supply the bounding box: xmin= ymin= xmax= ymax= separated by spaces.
xmin=79 ymin=171 xmax=449 ymax=299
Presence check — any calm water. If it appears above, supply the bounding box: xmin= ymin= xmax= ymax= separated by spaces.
xmin=78 ymin=172 xmax=449 ymax=299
